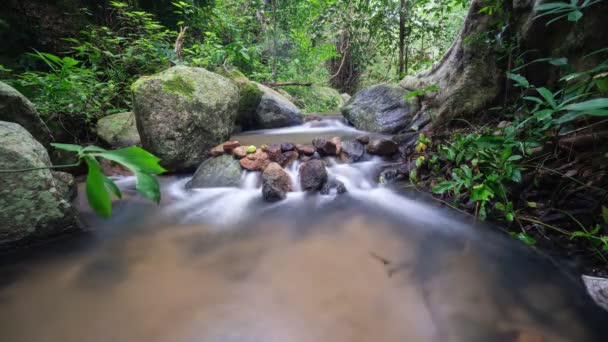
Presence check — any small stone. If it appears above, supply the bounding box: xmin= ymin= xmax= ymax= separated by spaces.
xmin=367 ymin=138 xmax=398 ymax=156
xmin=331 ymin=136 xmax=342 ymax=155
xmin=246 ymin=145 xmax=257 ymax=153
xmin=356 ymin=135 xmax=370 ymax=144
xmin=223 ymin=140 xmax=241 ymax=153
xmin=296 ymin=144 xmax=315 ymax=156
xmin=210 ymin=144 xmax=225 ymax=157
xmin=262 ymin=162 xmax=292 ymax=202
xmin=312 ymin=138 xmax=338 ymax=156
xmin=281 ymin=142 xmax=296 ymax=152
xmin=266 ymin=144 xmax=282 ymax=162
xmin=233 ymin=146 xmax=248 ymax=159
xmin=240 ymin=150 xmax=270 ymax=171
xmin=299 ymin=159 xmax=328 ymax=191
xmin=261 ymin=144 xmax=269 ymax=152
xmin=300 ymin=156 xmax=311 ymax=163
xmin=278 ymin=150 xmax=299 ymax=168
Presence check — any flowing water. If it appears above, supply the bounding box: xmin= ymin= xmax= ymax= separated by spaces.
xmin=1 ymin=121 xmax=607 ymax=342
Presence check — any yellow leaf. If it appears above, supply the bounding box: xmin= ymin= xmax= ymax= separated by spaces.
xmin=416 ymin=142 xmax=428 ymax=153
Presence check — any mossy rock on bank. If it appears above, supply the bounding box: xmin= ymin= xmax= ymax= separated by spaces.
xmin=0 ymin=121 xmax=83 ymax=249
xmin=282 ymin=85 xmax=344 ymax=113
xmin=219 ymin=69 xmax=264 ymax=130
xmin=96 ymin=111 xmax=140 ymax=147
xmin=132 ymin=66 xmax=239 ymax=172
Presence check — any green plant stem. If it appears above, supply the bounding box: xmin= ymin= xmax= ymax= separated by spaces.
xmin=519 ymin=216 xmax=572 ymax=235
xmin=522 ymin=163 xmax=607 ymax=194
xmin=0 ymin=161 xmax=81 ymax=173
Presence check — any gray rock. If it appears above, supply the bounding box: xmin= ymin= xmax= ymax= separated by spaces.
xmin=0 ymin=121 xmax=83 ymax=249
xmin=340 ymin=140 xmax=365 ymax=163
xmin=254 ymin=83 xmax=303 ymax=128
xmin=320 ymin=179 xmax=348 ymax=195
xmin=0 ymin=81 xmax=52 ymax=146
xmin=262 ymin=162 xmax=292 ymax=202
xmin=341 ymin=83 xmax=419 ymax=134
xmin=299 ymin=160 xmax=328 ymax=191
xmin=132 ymin=66 xmax=239 ymax=172
xmin=96 ymin=111 xmax=140 ymax=147
xmin=312 ymin=138 xmax=338 ymax=156
xmin=187 ymin=154 xmax=243 ymax=189
xmin=367 ymin=138 xmax=399 ymax=156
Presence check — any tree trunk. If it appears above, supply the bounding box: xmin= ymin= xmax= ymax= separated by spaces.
xmin=271 ymin=0 xmax=278 ymax=83
xmin=397 ymin=0 xmax=407 ymax=77
xmin=399 ymin=0 xmax=608 ymax=125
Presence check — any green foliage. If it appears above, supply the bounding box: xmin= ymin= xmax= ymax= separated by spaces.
xmin=534 ymin=0 xmax=602 ymax=26
xmin=405 ymin=84 xmax=439 ymax=99
xmin=52 ymin=143 xmax=166 ymax=218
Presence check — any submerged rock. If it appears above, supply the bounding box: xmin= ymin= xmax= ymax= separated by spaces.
xmin=296 ymin=144 xmax=315 ymax=156
xmin=0 ymin=121 xmax=83 ymax=249
xmin=132 ymin=66 xmax=239 ymax=172
xmin=187 ymin=154 xmax=242 ymax=189
xmin=240 ymin=150 xmax=270 ymax=171
xmin=0 ymin=81 xmax=52 ymax=147
xmin=312 ymin=138 xmax=338 ymax=156
xmin=277 ymin=150 xmax=299 ymax=168
xmin=340 ymin=140 xmax=365 ymax=163
xmin=254 ymin=83 xmax=303 ymax=129
xmin=356 ymin=135 xmax=370 ymax=145
xmin=341 ymin=83 xmax=419 ymax=134
xmin=262 ymin=162 xmax=292 ymax=202
xmin=299 ymin=159 xmax=328 ymax=191
xmin=96 ymin=111 xmax=140 ymax=147
xmin=367 ymin=138 xmax=399 ymax=156
xmin=320 ymin=179 xmax=348 ymax=195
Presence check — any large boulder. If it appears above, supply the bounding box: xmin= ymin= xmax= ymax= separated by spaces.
xmin=186 ymin=154 xmax=243 ymax=189
xmin=0 ymin=81 xmax=52 ymax=146
xmin=0 ymin=121 xmax=83 ymax=249
xmin=282 ymin=85 xmax=344 ymax=113
xmin=299 ymin=160 xmax=328 ymax=191
xmin=132 ymin=66 xmax=239 ymax=172
xmin=219 ymin=69 xmax=264 ymax=130
xmin=341 ymin=84 xmax=419 ymax=134
xmin=96 ymin=112 xmax=140 ymax=147
xmin=254 ymin=83 xmax=303 ymax=129
xmin=262 ymin=162 xmax=292 ymax=202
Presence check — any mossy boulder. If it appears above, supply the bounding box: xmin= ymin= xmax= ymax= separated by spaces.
xmin=282 ymin=85 xmax=344 ymax=113
xmin=341 ymin=84 xmax=419 ymax=134
xmin=96 ymin=111 xmax=140 ymax=147
xmin=186 ymin=154 xmax=243 ymax=189
xmin=219 ymin=69 xmax=264 ymax=130
xmin=132 ymin=66 xmax=239 ymax=172
xmin=0 ymin=121 xmax=83 ymax=249
xmin=0 ymin=81 xmax=53 ymax=146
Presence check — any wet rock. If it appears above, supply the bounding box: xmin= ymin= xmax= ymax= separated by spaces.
xmin=187 ymin=154 xmax=242 ymax=188
xmin=340 ymin=140 xmax=365 ymax=163
xmin=331 ymin=136 xmax=342 ymax=155
xmin=341 ymin=84 xmax=419 ymax=134
xmin=299 ymin=160 xmax=328 ymax=191
xmin=210 ymin=144 xmax=225 ymax=157
xmin=254 ymin=83 xmax=303 ymax=128
xmin=96 ymin=111 xmax=140 ymax=147
xmin=356 ymin=135 xmax=370 ymax=144
xmin=262 ymin=162 xmax=292 ymax=202
xmin=0 ymin=121 xmax=83 ymax=249
xmin=223 ymin=140 xmax=241 ymax=154
xmin=266 ymin=144 xmax=282 ymax=162
xmin=0 ymin=81 xmax=52 ymax=147
xmin=367 ymin=138 xmax=399 ymax=156
xmin=312 ymin=138 xmax=338 ymax=156
xmin=320 ymin=179 xmax=348 ymax=195
xmin=304 ymin=114 xmax=323 ymax=122
xmin=300 ymin=156 xmax=312 ymax=163
xmin=296 ymin=144 xmax=315 ymax=156
xmin=277 ymin=150 xmax=299 ymax=168
xmin=281 ymin=142 xmax=296 ymax=152
xmin=132 ymin=66 xmax=239 ymax=172
xmin=240 ymin=150 xmax=270 ymax=171
xmin=232 ymin=146 xmax=248 ymax=159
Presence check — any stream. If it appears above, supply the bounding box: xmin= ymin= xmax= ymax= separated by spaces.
xmin=1 ymin=119 xmax=607 ymax=341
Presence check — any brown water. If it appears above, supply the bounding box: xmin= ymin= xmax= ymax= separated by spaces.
xmin=1 ymin=122 xmax=607 ymax=341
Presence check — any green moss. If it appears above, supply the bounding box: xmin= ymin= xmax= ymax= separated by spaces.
xmin=283 ymin=85 xmax=343 ymax=113
xmin=162 ymin=74 xmax=196 ymax=99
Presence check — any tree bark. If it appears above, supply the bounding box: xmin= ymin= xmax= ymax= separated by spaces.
xmin=271 ymin=0 xmax=278 ymax=84
xmin=397 ymin=0 xmax=407 ymax=77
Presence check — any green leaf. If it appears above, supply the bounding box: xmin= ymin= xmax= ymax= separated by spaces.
xmin=51 ymin=143 xmax=84 ymax=153
xmin=506 ymin=72 xmax=529 ymax=88
xmin=567 ymin=10 xmax=583 ymax=21
xmin=134 ymin=172 xmax=161 ymax=203
xmin=470 ymin=183 xmax=494 ymax=202
xmin=432 ymin=181 xmax=455 ymax=194
xmin=512 ymin=232 xmax=537 ymax=245
xmin=536 ymin=87 xmax=557 ymax=109
xmin=495 ymin=202 xmax=506 ymax=211
xmin=505 ymin=212 xmax=515 ymax=222
xmin=562 ymin=98 xmax=608 ymax=111
xmin=102 ymin=173 xmax=122 ymax=199
xmin=95 ymin=146 xmax=166 ymax=174
xmin=84 ymin=157 xmax=112 ymax=218
xmin=602 ymin=206 xmax=608 ymax=224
